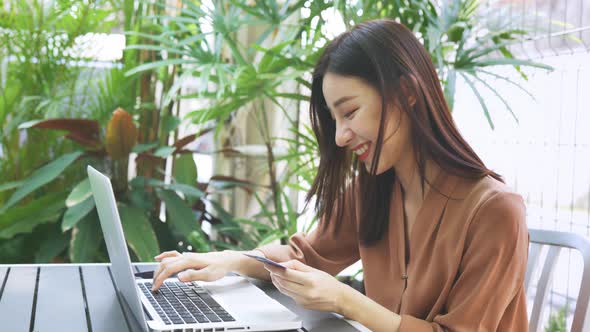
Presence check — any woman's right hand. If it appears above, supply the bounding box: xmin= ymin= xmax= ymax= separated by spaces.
xmin=151 ymin=250 xmax=243 ymax=291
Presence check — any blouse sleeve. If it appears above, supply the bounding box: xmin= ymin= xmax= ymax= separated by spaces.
xmin=256 ymin=189 xmax=360 ymax=276
xmin=399 ymin=191 xmax=529 ymax=332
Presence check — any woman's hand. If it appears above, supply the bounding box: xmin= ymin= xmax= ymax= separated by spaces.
xmin=265 ymin=259 xmax=350 ymax=314
xmin=151 ymin=250 xmax=241 ymax=291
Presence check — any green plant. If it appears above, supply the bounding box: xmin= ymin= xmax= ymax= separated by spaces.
xmin=127 ymin=0 xmax=330 ymax=248
xmin=0 ymin=0 xmax=556 ymax=264
xmin=129 ymin=0 xmax=554 ymax=254
xmin=0 ymin=0 xmax=233 ymax=263
xmin=545 ymin=306 xmax=568 ymax=332
xmin=335 ymin=0 xmax=553 ymax=129
xmin=0 ymin=0 xmax=119 ymax=263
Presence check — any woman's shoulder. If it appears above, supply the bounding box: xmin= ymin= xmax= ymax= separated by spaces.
xmin=448 ymin=175 xmax=526 ymax=234
xmin=452 ymin=175 xmax=523 ymax=209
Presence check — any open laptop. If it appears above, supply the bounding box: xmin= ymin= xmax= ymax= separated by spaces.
xmin=87 ymin=165 xmax=302 ymax=332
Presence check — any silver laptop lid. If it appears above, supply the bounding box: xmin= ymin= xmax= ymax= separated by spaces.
xmin=87 ymin=165 xmax=149 ymax=332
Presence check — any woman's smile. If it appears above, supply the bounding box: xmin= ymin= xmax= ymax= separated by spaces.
xmin=352 ymin=142 xmax=372 ymax=161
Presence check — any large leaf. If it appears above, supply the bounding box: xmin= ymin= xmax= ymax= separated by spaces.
xmin=156 ymin=189 xmax=200 ymax=237
xmin=173 ymin=154 xmax=198 ymax=186
xmin=69 ymin=212 xmax=102 ymax=263
xmin=61 ymin=195 xmax=96 ymax=232
xmin=0 ymin=181 xmax=23 ymax=192
xmin=19 ymin=119 xmax=102 ymax=149
xmin=118 ymin=205 xmax=160 ymax=262
xmin=1 ymin=151 xmax=83 ymax=213
xmin=0 ymin=192 xmax=67 ymax=239
xmin=137 ymin=177 xmax=204 ymax=199
xmin=65 ymin=178 xmax=91 ymax=207
xmin=35 ymin=226 xmax=69 ymax=263
xmin=153 ymin=146 xmax=176 ymax=158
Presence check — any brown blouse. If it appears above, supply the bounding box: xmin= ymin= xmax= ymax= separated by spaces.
xmin=258 ymin=172 xmax=529 ymax=331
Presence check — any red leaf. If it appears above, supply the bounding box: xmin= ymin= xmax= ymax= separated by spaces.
xmin=31 ymin=119 xmax=102 ymax=149
xmin=173 ymin=128 xmax=214 ymax=153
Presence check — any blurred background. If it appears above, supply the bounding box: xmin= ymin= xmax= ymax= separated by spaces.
xmin=1 ymin=0 xmax=589 ymax=330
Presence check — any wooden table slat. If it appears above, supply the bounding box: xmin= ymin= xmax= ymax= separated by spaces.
xmin=0 ymin=267 xmax=37 ymax=332
xmin=81 ymin=265 xmax=130 ymax=332
xmin=34 ymin=266 xmax=88 ymax=332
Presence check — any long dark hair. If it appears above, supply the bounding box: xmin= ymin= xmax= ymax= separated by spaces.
xmin=306 ymin=19 xmax=502 ymax=246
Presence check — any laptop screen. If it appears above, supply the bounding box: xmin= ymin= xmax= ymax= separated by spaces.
xmin=87 ymin=165 xmax=149 ymax=332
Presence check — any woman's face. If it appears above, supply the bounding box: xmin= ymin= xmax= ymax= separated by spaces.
xmin=322 ymin=72 xmax=412 ymax=174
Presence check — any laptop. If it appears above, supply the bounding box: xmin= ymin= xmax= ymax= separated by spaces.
xmin=87 ymin=165 xmax=303 ymax=332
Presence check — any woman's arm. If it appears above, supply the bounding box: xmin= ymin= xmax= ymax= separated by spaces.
xmin=266 ymin=191 xmax=528 ymax=332
xmin=339 ymin=286 xmax=402 ymax=332
xmin=229 ymin=249 xmax=272 ymax=281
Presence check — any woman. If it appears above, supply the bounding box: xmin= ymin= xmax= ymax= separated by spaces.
xmin=151 ymin=19 xmax=529 ymax=331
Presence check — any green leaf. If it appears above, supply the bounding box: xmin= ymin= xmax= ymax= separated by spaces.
xmin=118 ymin=205 xmax=160 ymax=262
xmin=132 ymin=142 xmax=159 ymax=153
xmin=143 ymin=177 xmax=204 ymax=198
xmin=270 ymin=92 xmax=309 ymax=101
xmin=460 ymin=72 xmax=494 ymax=130
xmin=61 ymin=195 xmax=96 ymax=232
xmin=0 ymin=181 xmax=23 ymax=192
xmin=1 ymin=151 xmax=83 ymax=213
xmin=444 ymin=69 xmax=457 ymax=111
xmin=187 ymin=230 xmax=211 ymax=253
xmin=173 ymin=154 xmax=198 ymax=186
xmin=17 ymin=120 xmax=43 ymax=129
xmin=471 ymin=73 xmax=519 ymax=124
xmin=35 ymin=227 xmax=69 ymax=263
xmin=475 ymin=58 xmax=553 ymax=71
xmin=0 ymin=192 xmax=67 ymax=239
xmin=157 ymin=189 xmax=199 ymax=237
xmin=69 ymin=212 xmax=102 ymax=263
xmin=65 ymin=178 xmax=91 ymax=207
xmin=282 ymin=191 xmax=298 ymax=234
xmin=258 ymin=231 xmax=283 ymax=246
xmin=153 ymin=146 xmax=176 ymax=158
xmin=125 ymin=58 xmax=200 ymax=76
xmin=160 ymin=114 xmax=182 ymax=134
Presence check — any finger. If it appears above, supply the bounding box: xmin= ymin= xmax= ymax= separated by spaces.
xmin=178 ymin=267 xmax=221 ymax=283
xmin=271 ymin=274 xmax=301 ymax=300
xmin=271 ymin=273 xmax=307 ymax=294
xmin=152 ymin=257 xmax=194 ymax=291
xmin=282 ymin=259 xmax=314 ymax=272
xmin=154 ymin=250 xmax=180 ymax=262
xmin=265 ymin=264 xmax=309 ymax=286
xmin=152 ymin=256 xmax=180 ymax=290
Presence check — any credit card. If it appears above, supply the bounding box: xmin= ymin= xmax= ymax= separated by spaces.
xmin=243 ymin=253 xmax=286 ymax=269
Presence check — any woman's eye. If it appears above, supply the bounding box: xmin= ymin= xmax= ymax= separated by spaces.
xmin=344 ymin=109 xmax=358 ymax=119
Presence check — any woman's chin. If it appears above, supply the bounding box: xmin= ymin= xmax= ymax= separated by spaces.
xmin=362 ymin=159 xmax=394 ymax=175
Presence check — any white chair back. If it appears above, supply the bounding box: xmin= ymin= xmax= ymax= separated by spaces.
xmin=527 ymin=229 xmax=590 ymax=332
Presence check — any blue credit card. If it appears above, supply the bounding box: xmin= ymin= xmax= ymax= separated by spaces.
xmin=243 ymin=253 xmax=286 ymax=269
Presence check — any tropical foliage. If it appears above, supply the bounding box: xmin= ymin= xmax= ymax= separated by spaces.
xmin=0 ymin=0 xmax=552 ymax=263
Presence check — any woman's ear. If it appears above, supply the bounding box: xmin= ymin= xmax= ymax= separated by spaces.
xmin=408 ymin=93 xmax=417 ymax=107
xmin=400 ymin=74 xmax=418 ymax=107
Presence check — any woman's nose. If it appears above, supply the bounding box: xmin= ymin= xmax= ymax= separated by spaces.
xmin=335 ymin=123 xmax=353 ymax=147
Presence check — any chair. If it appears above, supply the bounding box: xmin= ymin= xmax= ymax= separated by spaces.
xmin=526 ymin=228 xmax=590 ymax=332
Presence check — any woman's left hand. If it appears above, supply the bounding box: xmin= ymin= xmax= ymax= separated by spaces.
xmin=265 ymin=259 xmax=350 ymax=314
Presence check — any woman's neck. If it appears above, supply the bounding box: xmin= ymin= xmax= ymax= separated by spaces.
xmin=394 ymin=155 xmax=440 ymax=207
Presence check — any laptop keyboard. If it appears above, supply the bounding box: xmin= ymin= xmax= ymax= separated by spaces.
xmin=139 ymin=281 xmax=236 ymax=325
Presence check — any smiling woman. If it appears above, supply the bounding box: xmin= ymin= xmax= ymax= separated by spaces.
xmin=151 ymin=19 xmax=529 ymax=332
xmin=257 ymin=19 xmax=529 ymax=331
